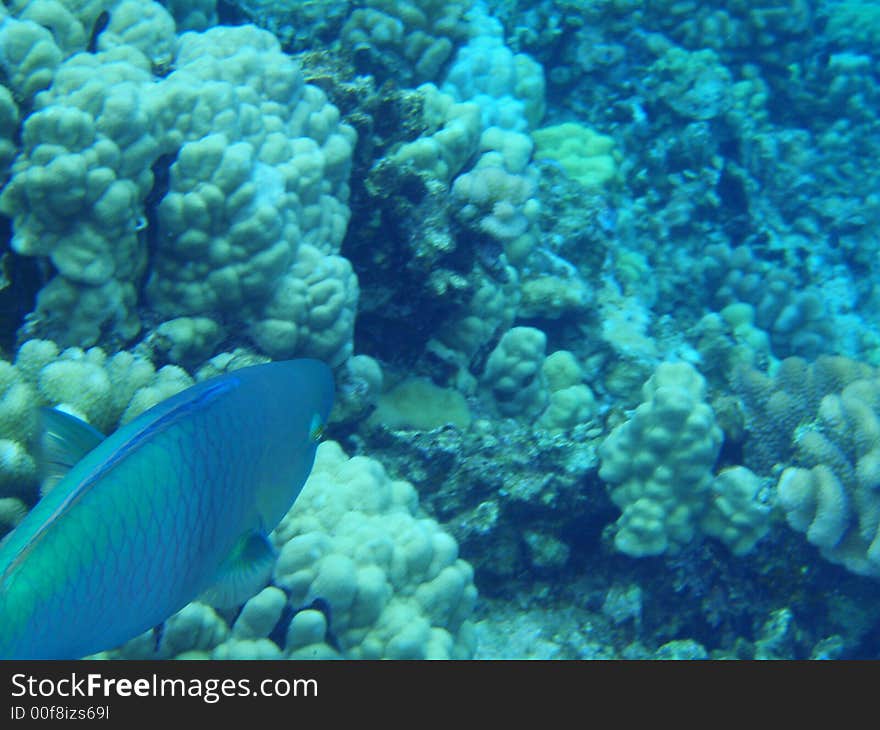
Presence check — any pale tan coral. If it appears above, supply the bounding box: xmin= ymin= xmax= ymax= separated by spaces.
xmin=755 ymin=362 xmax=880 ymax=577
xmin=599 ymin=362 xmax=724 ymax=556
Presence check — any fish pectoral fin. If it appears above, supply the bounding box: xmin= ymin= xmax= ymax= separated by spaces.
xmin=36 ymin=408 xmax=105 ymax=494
xmin=198 ymin=530 xmax=276 ymax=610
xmin=152 ymin=623 xmax=165 ymax=653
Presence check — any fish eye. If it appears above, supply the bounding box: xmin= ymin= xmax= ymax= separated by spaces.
xmin=309 ymin=413 xmax=325 ymax=443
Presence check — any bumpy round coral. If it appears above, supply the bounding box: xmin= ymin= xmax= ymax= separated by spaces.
xmin=2 ymin=10 xmax=359 ymax=366
xmin=599 ymin=362 xmax=724 ymax=556
xmin=442 ymin=25 xmax=545 ymax=132
xmin=250 ymin=245 xmax=359 ymax=368
xmin=482 ymin=326 xmax=548 ymax=418
xmin=777 ymin=375 xmax=880 ymax=577
xmin=342 ymin=0 xmax=471 ymax=84
xmin=273 ymin=441 xmax=477 ymax=659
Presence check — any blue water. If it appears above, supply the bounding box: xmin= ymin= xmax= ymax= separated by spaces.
xmin=1 ymin=0 xmax=879 ymax=659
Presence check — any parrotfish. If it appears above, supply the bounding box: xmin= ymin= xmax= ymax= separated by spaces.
xmin=0 ymin=359 xmax=334 ymax=660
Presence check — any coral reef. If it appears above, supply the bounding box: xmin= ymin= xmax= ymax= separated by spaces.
xmin=2 ymin=0 xmax=880 ymax=660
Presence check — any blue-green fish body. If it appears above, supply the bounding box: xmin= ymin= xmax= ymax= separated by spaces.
xmin=0 ymin=359 xmax=334 ymax=660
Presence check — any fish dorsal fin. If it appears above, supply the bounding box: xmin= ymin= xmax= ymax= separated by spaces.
xmin=199 ymin=529 xmax=276 ymax=610
xmin=37 ymin=408 xmax=105 ymax=494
